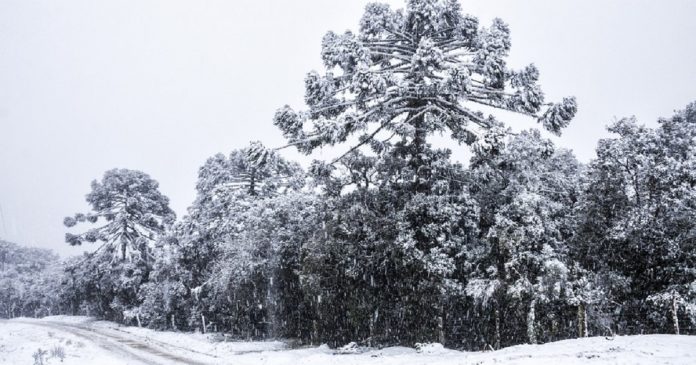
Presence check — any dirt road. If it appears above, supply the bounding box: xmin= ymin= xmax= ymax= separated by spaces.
xmin=11 ymin=319 xmax=219 ymax=365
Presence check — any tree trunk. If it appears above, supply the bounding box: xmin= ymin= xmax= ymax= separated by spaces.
xmin=437 ymin=308 xmax=445 ymax=345
xmin=577 ymin=303 xmax=588 ymax=338
xmin=249 ymin=168 xmax=257 ymax=196
xmin=408 ymin=104 xmax=430 ymax=193
xmin=121 ymin=236 xmax=127 ymax=261
xmin=312 ymin=319 xmax=318 ymax=345
xmin=527 ymin=298 xmax=537 ymax=344
xmin=672 ymin=295 xmax=680 ymax=335
xmin=369 ymin=308 xmax=377 ymax=347
xmin=494 ymin=306 xmax=501 ymax=350
xmin=201 ymin=313 xmax=207 ymax=334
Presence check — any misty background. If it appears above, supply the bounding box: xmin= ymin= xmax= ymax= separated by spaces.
xmin=1 ymin=0 xmax=695 ymax=256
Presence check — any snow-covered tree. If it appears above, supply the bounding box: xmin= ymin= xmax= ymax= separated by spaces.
xmin=274 ymin=0 xmax=576 ymax=175
xmin=467 ymin=130 xmax=581 ymax=345
xmin=574 ymin=102 xmax=696 ymax=335
xmin=0 ymin=240 xmax=66 ymax=319
xmin=64 ymin=169 xmax=175 ymax=262
xmin=142 ymin=144 xmax=305 ymax=333
xmin=184 ymin=142 xmax=303 ymax=251
xmin=566 ymin=264 xmax=605 ymax=338
xmin=197 ymin=142 xmax=304 ymax=200
xmin=208 ymin=191 xmax=319 ymax=339
xmin=296 ymin=148 xmax=481 ymax=346
xmin=271 ymin=1 xmax=578 ymax=347
xmin=62 ymin=169 xmax=175 ymax=322
xmin=135 ymin=234 xmax=189 ymax=329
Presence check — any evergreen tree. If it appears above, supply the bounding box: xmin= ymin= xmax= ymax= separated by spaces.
xmin=274 ymin=0 xmax=577 ymax=168
xmin=64 ymin=169 xmax=175 ymax=262
xmin=0 ymin=240 xmax=66 ymax=319
xmin=143 ymin=143 xmax=304 ymax=332
xmin=63 ymin=169 xmax=175 ymax=321
xmin=574 ymin=103 xmax=696 ymax=335
xmin=467 ymin=130 xmax=581 ymax=345
xmin=272 ymin=0 xmax=577 ymax=346
xmin=300 ymin=149 xmax=479 ymax=346
xmin=208 ymin=191 xmax=318 ymax=339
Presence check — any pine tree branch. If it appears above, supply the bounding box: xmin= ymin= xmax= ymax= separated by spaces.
xmin=330 ymin=124 xmax=388 ymax=165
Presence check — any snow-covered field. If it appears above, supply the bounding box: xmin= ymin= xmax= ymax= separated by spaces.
xmin=1 ymin=316 xmax=694 ymax=365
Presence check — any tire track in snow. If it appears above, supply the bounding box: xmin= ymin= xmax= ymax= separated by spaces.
xmin=13 ymin=320 xmax=217 ymax=365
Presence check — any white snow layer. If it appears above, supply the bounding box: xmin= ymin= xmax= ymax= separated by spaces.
xmin=0 ymin=316 xmax=694 ymax=364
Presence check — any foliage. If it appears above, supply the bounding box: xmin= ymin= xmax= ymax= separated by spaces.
xmin=274 ymin=0 xmax=576 ymax=159
xmin=0 ymin=240 xmax=66 ymax=319
xmin=64 ymin=168 xmax=175 ymax=262
xmin=62 ymin=169 xmax=175 ymax=322
xmin=573 ymin=102 xmax=696 ymax=334
xmin=4 ymin=0 xmax=694 ymax=352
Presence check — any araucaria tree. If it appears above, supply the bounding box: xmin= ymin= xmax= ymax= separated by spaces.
xmin=8 ymin=1 xmax=696 ymax=350
xmin=138 ymin=143 xmax=305 ymax=332
xmin=65 ymin=169 xmax=176 ymax=262
xmin=63 ymin=169 xmax=175 ymax=322
xmin=275 ymin=0 xmax=577 ymax=164
xmin=274 ymin=0 xmax=576 ymax=346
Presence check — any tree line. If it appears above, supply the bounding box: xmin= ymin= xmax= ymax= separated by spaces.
xmin=1 ymin=0 xmax=694 ymax=350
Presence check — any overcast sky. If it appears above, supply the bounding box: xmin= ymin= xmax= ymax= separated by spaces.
xmin=1 ymin=0 xmax=695 ymax=256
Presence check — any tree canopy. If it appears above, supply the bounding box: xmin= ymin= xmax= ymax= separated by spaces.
xmin=64 ymin=168 xmax=175 ymax=262
xmin=274 ymin=0 xmax=577 ymax=163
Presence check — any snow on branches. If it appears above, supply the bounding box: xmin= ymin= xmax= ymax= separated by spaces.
xmin=63 ymin=169 xmax=175 ymax=262
xmin=274 ymin=0 xmax=577 ymax=159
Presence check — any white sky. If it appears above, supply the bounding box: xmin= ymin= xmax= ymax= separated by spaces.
xmin=1 ymin=0 xmax=695 ymax=256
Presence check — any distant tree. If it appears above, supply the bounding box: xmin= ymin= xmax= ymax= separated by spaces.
xmin=0 ymin=240 xmax=65 ymax=319
xmin=63 ymin=169 xmax=175 ymax=322
xmin=140 ymin=144 xmax=305 ymax=332
xmin=185 ymin=143 xmax=303 ymax=257
xmin=198 ymin=142 xmax=304 ymax=200
xmin=64 ymin=168 xmax=175 ymax=262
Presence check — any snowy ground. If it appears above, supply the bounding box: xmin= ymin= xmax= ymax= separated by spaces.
xmin=1 ymin=316 xmax=694 ymax=365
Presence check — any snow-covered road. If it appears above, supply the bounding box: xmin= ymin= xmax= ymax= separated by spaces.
xmin=1 ymin=318 xmax=218 ymax=364
xmin=1 ymin=316 xmax=695 ymax=364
